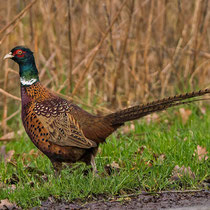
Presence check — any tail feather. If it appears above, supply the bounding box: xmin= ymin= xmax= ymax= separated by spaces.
xmin=105 ymin=89 xmax=210 ymax=126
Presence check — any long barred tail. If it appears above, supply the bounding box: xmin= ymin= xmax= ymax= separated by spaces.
xmin=105 ymin=89 xmax=210 ymax=126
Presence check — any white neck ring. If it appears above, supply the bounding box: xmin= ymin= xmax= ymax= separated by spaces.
xmin=20 ymin=77 xmax=37 ymax=86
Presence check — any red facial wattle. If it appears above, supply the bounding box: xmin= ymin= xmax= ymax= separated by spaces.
xmin=13 ymin=49 xmax=26 ymax=58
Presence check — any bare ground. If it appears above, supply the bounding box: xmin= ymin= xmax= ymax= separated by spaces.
xmin=32 ymin=190 xmax=210 ymax=210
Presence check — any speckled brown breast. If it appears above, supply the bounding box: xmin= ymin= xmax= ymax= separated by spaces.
xmin=21 ymin=83 xmax=88 ymax=162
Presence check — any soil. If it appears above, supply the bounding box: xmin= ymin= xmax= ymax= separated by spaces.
xmin=32 ymin=190 xmax=210 ymax=210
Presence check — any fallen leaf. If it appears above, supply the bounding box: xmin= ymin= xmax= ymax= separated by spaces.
xmin=193 ymin=145 xmax=208 ymax=161
xmin=157 ymin=154 xmax=165 ymax=164
xmin=5 ymin=184 xmax=17 ymax=192
xmin=145 ymin=113 xmax=159 ymax=124
xmin=29 ymin=149 xmax=35 ymax=155
xmin=0 ymin=132 xmax=15 ymax=141
xmin=0 ymin=146 xmax=15 ymax=164
xmin=122 ymin=123 xmax=135 ymax=134
xmin=0 ymin=130 xmax=23 ymax=141
xmin=104 ymin=161 xmax=121 ymax=175
xmin=124 ymin=197 xmax=132 ymax=201
xmin=97 ymin=147 xmax=102 ymax=154
xmin=111 ymin=161 xmax=120 ymax=169
xmin=179 ymin=108 xmax=192 ymax=124
xmin=0 ymin=199 xmax=18 ymax=209
xmin=0 ymin=183 xmax=6 ymax=189
xmin=183 ymin=137 xmax=188 ymax=141
xmin=5 ymin=150 xmax=15 ymax=164
xmin=22 ymin=149 xmax=43 ymax=163
xmin=164 ymin=119 xmax=169 ymax=123
xmin=199 ymin=107 xmax=206 ymax=115
xmin=145 ymin=160 xmax=153 ymax=167
xmin=135 ymin=146 xmax=146 ymax=155
xmin=171 ymin=165 xmax=195 ymax=181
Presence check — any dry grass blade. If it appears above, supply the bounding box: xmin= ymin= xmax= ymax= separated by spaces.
xmin=0 ymin=109 xmax=20 ymax=127
xmin=171 ymin=165 xmax=195 ymax=181
xmin=2 ymin=1 xmax=11 ymax=135
xmin=0 ymin=130 xmax=23 ymax=141
xmin=0 ymin=88 xmax=21 ymax=101
xmin=0 ymin=0 xmax=38 ymax=36
xmin=0 ymin=1 xmax=209 ymax=134
xmin=67 ymin=0 xmax=73 ymax=93
xmin=0 ymin=199 xmax=18 ymax=210
xmin=143 ymin=0 xmax=154 ymax=96
xmin=112 ymin=0 xmax=135 ymax=103
xmin=193 ymin=145 xmax=208 ymax=161
xmin=72 ymin=0 xmax=127 ymax=96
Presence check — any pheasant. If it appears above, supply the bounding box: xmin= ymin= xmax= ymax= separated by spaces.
xmin=4 ymin=46 xmax=210 ymax=175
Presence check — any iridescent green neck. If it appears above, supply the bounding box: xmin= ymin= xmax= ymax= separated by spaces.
xmin=19 ymin=58 xmax=39 ymax=86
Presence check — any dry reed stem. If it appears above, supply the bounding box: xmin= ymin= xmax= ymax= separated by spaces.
xmin=72 ymin=0 xmax=127 ymax=96
xmin=143 ymin=0 xmax=154 ymax=97
xmin=112 ymin=0 xmax=134 ymax=104
xmin=0 ymin=0 xmax=37 ymax=37
xmin=0 ymin=1 xmax=210 ymax=133
xmin=1 ymin=0 xmax=37 ymax=132
xmin=39 ymin=52 xmax=56 ymax=79
xmin=184 ymin=0 xmax=202 ymax=78
xmin=189 ymin=60 xmax=210 ymax=87
xmin=67 ymin=0 xmax=73 ymax=93
xmin=29 ymin=3 xmax=34 ymax=45
xmin=2 ymin=0 xmax=11 ymax=134
xmin=0 ymin=89 xmax=21 ymax=102
xmin=103 ymin=1 xmax=115 ymax=56
xmin=0 ymin=109 xmax=20 ymax=127
xmin=0 ymin=20 xmax=20 ymax=45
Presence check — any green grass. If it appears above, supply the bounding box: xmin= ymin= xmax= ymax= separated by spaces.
xmin=0 ymin=105 xmax=209 ymax=208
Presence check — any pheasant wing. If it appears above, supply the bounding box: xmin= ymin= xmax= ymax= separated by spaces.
xmin=36 ymin=112 xmax=97 ymax=148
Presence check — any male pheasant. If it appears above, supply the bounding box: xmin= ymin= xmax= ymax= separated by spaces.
xmin=4 ymin=46 xmax=210 ymax=174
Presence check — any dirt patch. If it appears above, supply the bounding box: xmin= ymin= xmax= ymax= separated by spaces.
xmin=32 ymin=190 xmax=210 ymax=210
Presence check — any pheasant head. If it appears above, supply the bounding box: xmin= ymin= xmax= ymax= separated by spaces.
xmin=4 ymin=46 xmax=39 ymax=86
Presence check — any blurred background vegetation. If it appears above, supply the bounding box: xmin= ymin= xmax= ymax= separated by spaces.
xmin=0 ymin=0 xmax=210 ymax=135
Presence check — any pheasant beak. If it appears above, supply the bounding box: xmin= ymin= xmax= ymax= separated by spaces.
xmin=3 ymin=52 xmax=14 ymax=60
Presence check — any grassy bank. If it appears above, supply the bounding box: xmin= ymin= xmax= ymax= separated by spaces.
xmin=0 ymin=105 xmax=209 ymax=208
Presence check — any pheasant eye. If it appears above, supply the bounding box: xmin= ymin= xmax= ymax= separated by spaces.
xmin=17 ymin=50 xmax=23 ymax=55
